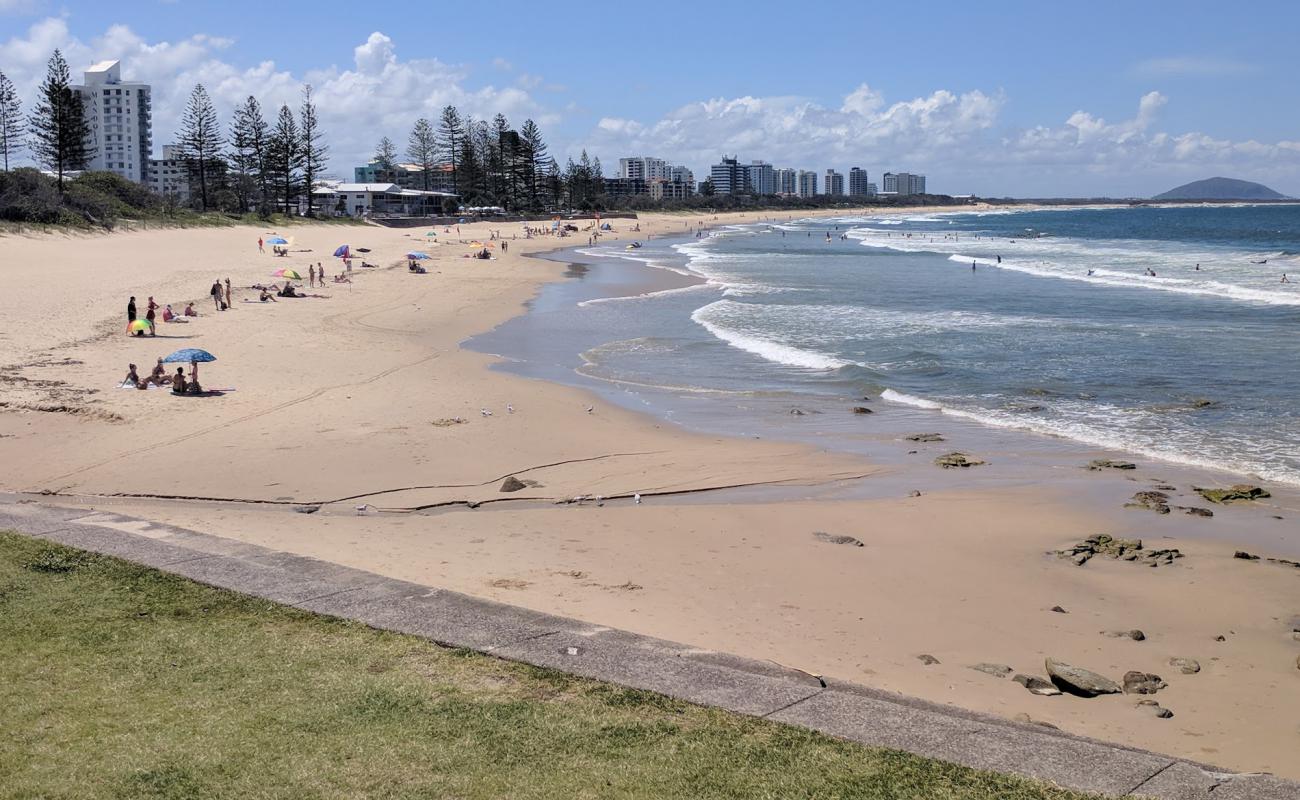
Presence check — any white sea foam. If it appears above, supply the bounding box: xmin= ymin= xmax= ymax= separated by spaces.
xmin=691 ymin=301 xmax=849 ymax=370
xmin=577 ymin=283 xmax=715 ymax=308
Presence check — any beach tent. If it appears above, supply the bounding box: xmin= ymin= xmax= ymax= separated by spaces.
xmin=333 ymin=245 xmax=350 ymax=258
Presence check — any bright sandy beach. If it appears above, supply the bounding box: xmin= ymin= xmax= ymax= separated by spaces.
xmin=2 ymin=208 xmax=1298 ymax=778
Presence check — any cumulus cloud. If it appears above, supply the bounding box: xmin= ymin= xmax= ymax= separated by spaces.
xmin=586 ymin=83 xmax=1300 ymax=196
xmin=2 ymin=17 xmax=551 ymax=177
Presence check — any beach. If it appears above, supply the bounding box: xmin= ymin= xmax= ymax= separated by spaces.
xmin=2 ymin=208 xmax=1298 ymax=778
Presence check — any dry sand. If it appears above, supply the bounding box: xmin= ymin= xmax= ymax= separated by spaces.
xmin=2 ymin=208 xmax=1297 ymax=777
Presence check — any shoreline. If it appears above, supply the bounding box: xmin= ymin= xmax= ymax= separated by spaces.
xmin=2 ymin=207 xmax=1298 ymax=777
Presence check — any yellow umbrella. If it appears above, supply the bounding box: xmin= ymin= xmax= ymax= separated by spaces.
xmin=273 ymin=268 xmax=303 ymax=280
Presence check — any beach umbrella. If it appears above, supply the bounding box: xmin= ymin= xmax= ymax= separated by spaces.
xmin=127 ymin=319 xmax=151 ymax=334
xmin=406 ymin=251 xmax=430 ymax=260
xmin=425 ymin=231 xmax=437 ymax=237
xmin=163 ymin=348 xmax=216 ymax=386
xmin=273 ymin=268 xmax=303 ymax=279
xmin=333 ymin=244 xmax=350 ymax=257
xmin=266 ymin=236 xmax=288 ymax=245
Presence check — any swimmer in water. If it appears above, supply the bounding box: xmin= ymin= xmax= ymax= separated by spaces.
xmin=1086 ymin=269 xmax=1094 ymax=276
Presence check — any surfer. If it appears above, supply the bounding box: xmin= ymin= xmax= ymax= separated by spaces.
xmin=1252 ymin=258 xmax=1269 ymax=264
xmin=1195 ymin=263 xmax=1200 ymax=270
xmin=1087 ymin=269 xmax=1095 ymax=276
xmin=996 ymin=255 xmax=1002 ymax=264
xmin=1283 ymin=274 xmax=1291 ymax=283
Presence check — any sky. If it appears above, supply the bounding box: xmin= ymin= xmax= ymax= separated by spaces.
xmin=2 ymin=0 xmax=1298 ymax=197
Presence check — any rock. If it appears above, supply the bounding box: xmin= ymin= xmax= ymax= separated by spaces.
xmin=1013 ymin=712 xmax=1059 ymax=730
xmin=1103 ymin=629 xmax=1146 ymax=641
xmin=1088 ymin=459 xmax=1138 ymax=471
xmin=907 ymin=489 xmax=922 ymax=498
xmin=1045 ymin=658 xmax=1121 ymax=696
xmin=1050 ymin=605 xmax=1068 ymax=614
xmin=499 ymin=476 xmax=528 ymax=493
xmin=1214 ymin=635 xmax=1226 ymax=642
xmin=1125 ymin=490 xmax=1171 ymax=514
xmin=969 ymin=662 xmax=1013 ymax=678
xmin=1234 ymin=551 xmax=1260 ymax=560
xmin=1136 ymin=699 xmax=1174 ymax=718
xmin=905 ymin=433 xmax=945 ymax=442
xmin=935 ymin=452 xmax=985 ymax=468
xmin=1182 ymin=506 xmax=1214 ymax=518
xmin=1055 ymin=534 xmax=1153 ymax=566
xmin=812 ymin=531 xmax=864 ymax=547
xmin=916 ymin=654 xmax=940 ymax=666
xmin=1195 ymin=484 xmax=1271 ymax=504
xmin=789 ymin=408 xmax=806 ymax=416
xmin=1123 ymin=671 xmax=1167 ymax=694
xmin=1014 ymin=674 xmax=1062 ymax=696
xmin=293 ymin=505 xmax=321 ymax=514
xmin=1168 ymin=657 xmax=1200 ymax=674
xmin=851 ymin=406 xmax=873 ymax=415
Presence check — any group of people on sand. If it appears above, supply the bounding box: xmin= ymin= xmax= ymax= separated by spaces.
xmin=121 ymin=358 xmax=201 ymax=394
xmin=126 ymin=295 xmax=199 ymax=336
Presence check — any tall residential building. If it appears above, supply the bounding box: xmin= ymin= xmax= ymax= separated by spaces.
xmin=746 ymin=161 xmax=775 ymax=195
xmin=710 ymin=156 xmax=749 ymax=195
xmin=668 ymin=165 xmax=695 ymax=189
xmin=72 ymin=60 xmax=152 ymax=183
xmin=824 ymin=169 xmax=844 ymax=196
xmin=618 ymin=156 xmax=670 ymax=181
xmin=882 ymin=171 xmax=927 ymax=196
xmin=774 ymin=167 xmax=797 ymax=195
xmin=848 ymin=167 xmax=873 ymax=197
xmin=797 ymin=170 xmax=818 ymax=198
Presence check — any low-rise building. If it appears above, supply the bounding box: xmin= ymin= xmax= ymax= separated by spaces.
xmin=146 ymin=144 xmax=189 ymax=204
xmin=353 ymin=160 xmax=455 ymax=193
xmin=313 ymin=182 xmax=456 ymax=217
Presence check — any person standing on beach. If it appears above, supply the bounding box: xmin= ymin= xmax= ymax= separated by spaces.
xmin=127 ymin=296 xmax=137 ymax=327
xmin=308 ymin=264 xmax=316 ymax=287
xmin=145 ymin=296 xmax=158 ymax=335
xmin=258 ymin=237 xmax=264 ymax=253
xmin=224 ymin=278 xmax=232 ymax=309
xmin=210 ymin=280 xmax=223 ymax=311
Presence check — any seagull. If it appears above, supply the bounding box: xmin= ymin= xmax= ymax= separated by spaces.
xmin=633 ymin=493 xmax=642 ymax=505
xmin=480 ymin=408 xmax=492 ymax=417
xmin=355 ymin=504 xmax=370 ymax=515
xmin=506 ymin=404 xmax=514 ymax=414
xmin=586 ymin=405 xmax=594 ymax=413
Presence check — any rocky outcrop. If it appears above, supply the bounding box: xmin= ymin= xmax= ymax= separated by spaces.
xmin=1087 ymin=459 xmax=1137 ymax=471
xmin=969 ymin=662 xmax=1013 ymax=678
xmin=1168 ymin=657 xmax=1200 ymax=674
xmin=1055 ymin=535 xmax=1183 ymax=568
xmin=1135 ymin=699 xmax=1174 ymax=718
xmin=1122 ymin=671 xmax=1167 ymax=694
xmin=905 ymin=433 xmax=945 ymax=442
xmin=1234 ymin=551 xmax=1260 ymax=560
xmin=1124 ymin=490 xmax=1171 ymax=514
xmin=1045 ymin=658 xmax=1121 ymax=696
xmin=1013 ymin=674 xmax=1062 ymax=696
xmin=935 ymin=452 xmax=985 ymax=468
xmin=500 ymin=476 xmax=528 ymax=492
xmin=1102 ymin=629 xmax=1146 ymax=641
xmin=1195 ymin=484 xmax=1271 ymax=504
xmin=813 ymin=532 xmax=864 ymax=547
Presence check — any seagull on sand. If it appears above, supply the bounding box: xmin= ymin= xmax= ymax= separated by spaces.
xmin=634 ymin=493 xmax=642 ymax=505
xmin=480 ymin=408 xmax=492 ymax=417
xmin=506 ymin=404 xmax=514 ymax=414
xmin=586 ymin=405 xmax=594 ymax=413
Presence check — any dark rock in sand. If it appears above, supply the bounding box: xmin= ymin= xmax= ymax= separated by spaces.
xmin=1055 ymin=534 xmax=1179 ymax=567
xmin=1214 ymin=635 xmax=1226 ymax=642
xmin=293 ymin=505 xmax=321 ymax=514
xmin=813 ymin=531 xmax=864 ymax=547
xmin=500 ymin=476 xmax=528 ymax=493
xmin=969 ymin=662 xmax=1013 ymax=678
xmin=851 ymin=406 xmax=873 ymax=415
xmin=907 ymin=489 xmax=922 ymax=497
xmin=1234 ymin=551 xmax=1260 ymax=560
xmin=1136 ymin=699 xmax=1174 ymax=718
xmin=1088 ymin=459 xmax=1138 ymax=471
xmin=1014 ymin=674 xmax=1062 ymax=696
xmin=1045 ymin=658 xmax=1121 ymax=696
xmin=935 ymin=452 xmax=985 ymax=468
xmin=1195 ymin=484 xmax=1271 ymax=504
xmin=1125 ymin=490 xmax=1171 ymax=514
xmin=905 ymin=433 xmax=945 ymax=442
xmin=1182 ymin=506 xmax=1214 ymax=517
xmin=916 ymin=654 xmax=940 ymax=666
xmin=1123 ymin=671 xmax=1167 ymax=694
xmin=1050 ymin=605 xmax=1068 ymax=614
xmin=1169 ymin=657 xmax=1201 ymax=674
xmin=1102 ymin=629 xmax=1146 ymax=641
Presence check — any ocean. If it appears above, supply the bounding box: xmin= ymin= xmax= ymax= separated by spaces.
xmin=470 ymin=205 xmax=1300 ymax=486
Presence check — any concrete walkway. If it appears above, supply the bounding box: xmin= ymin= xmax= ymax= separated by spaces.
xmin=2 ymin=499 xmax=1294 ymax=799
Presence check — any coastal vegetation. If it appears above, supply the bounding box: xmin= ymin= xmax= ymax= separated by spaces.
xmin=0 ymin=531 xmax=1099 ymax=800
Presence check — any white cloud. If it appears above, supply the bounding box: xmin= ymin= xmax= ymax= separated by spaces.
xmin=1131 ymin=56 xmax=1256 ymax=78
xmin=2 ymin=18 xmax=551 ymax=177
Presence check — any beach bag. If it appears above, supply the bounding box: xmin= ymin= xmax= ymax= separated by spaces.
xmin=220 ymin=300 xmax=228 ymax=311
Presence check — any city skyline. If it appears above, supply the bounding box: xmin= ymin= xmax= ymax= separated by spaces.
xmin=2 ymin=1 xmax=1299 ymax=196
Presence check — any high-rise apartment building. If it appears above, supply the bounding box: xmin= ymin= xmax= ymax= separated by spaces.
xmin=797 ymin=170 xmax=818 ymax=198
xmin=746 ymin=161 xmax=775 ymax=195
xmin=848 ymin=167 xmax=873 ymax=197
xmin=774 ymin=168 xmax=797 ymax=195
xmin=618 ymin=156 xmax=670 ymax=181
xmin=882 ymin=171 xmax=927 ymax=196
xmin=72 ymin=60 xmax=152 ymax=183
xmin=824 ymin=169 xmax=844 ymax=196
xmin=711 ymin=156 xmax=749 ymax=195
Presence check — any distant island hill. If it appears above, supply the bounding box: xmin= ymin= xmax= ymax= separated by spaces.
xmin=1152 ymin=177 xmax=1291 ymax=201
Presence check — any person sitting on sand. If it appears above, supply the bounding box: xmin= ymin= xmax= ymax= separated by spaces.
xmin=333 ymin=274 xmax=351 ymax=284
xmin=148 ymin=358 xmax=167 ymax=386
xmin=171 ymin=367 xmax=187 ymax=394
xmin=279 ymin=283 xmax=300 ymax=298
xmin=259 ymin=288 xmax=277 ymax=302
xmin=184 ymin=302 xmax=198 ymax=317
xmin=122 ymin=363 xmax=141 ymax=388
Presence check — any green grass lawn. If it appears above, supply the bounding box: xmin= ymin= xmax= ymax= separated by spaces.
xmin=0 ymin=532 xmax=1101 ymax=800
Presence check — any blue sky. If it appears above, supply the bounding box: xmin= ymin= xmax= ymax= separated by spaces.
xmin=3 ymin=0 xmax=1298 ymax=196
